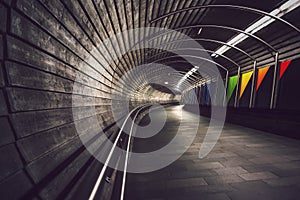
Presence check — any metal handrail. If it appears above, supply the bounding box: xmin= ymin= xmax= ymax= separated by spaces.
xmin=120 ymin=105 xmax=151 ymax=200
xmin=119 ymin=104 xmax=168 ymax=200
xmin=88 ymin=104 xmax=150 ymax=200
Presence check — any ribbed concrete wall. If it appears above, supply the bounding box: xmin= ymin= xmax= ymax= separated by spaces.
xmin=2 ymin=0 xmax=299 ymax=199
xmin=0 ymin=0 xmax=175 ymax=199
xmin=0 ymin=0 xmax=109 ymax=199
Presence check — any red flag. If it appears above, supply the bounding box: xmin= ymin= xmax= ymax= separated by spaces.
xmin=279 ymin=60 xmax=292 ymax=79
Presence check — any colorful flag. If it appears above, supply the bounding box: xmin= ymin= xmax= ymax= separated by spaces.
xmin=227 ymin=75 xmax=238 ymax=102
xmin=240 ymin=71 xmax=253 ymax=98
xmin=256 ymin=66 xmax=270 ymax=90
xmin=279 ymin=60 xmax=292 ymax=79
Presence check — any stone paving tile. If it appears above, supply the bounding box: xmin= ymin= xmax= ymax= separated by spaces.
xmin=186 ymin=161 xmax=224 ymax=170
xmin=273 ymin=161 xmax=300 ymax=170
xmin=177 ymin=155 xmax=198 ymax=161
xmin=264 ymin=176 xmax=300 ymax=187
xmin=239 ymin=171 xmax=278 ymax=181
xmin=205 ymin=174 xmax=245 ymax=185
xmin=249 ymin=156 xmax=290 ymax=164
xmin=126 ymin=180 xmax=166 ymax=192
xmin=269 ymin=167 xmax=300 ymax=177
xmin=184 ymin=184 xmax=235 ymax=195
xmin=258 ymin=148 xmax=300 ymax=156
xmin=126 ymin=185 xmax=166 ymax=200
xmin=166 ymin=177 xmax=207 ymax=189
xmin=246 ymin=143 xmax=278 ymax=148
xmin=206 ymin=152 xmax=238 ymax=159
xmin=127 ymin=169 xmax=171 ymax=183
xmin=167 ymin=165 xmax=188 ymax=173
xmin=282 ymin=154 xmax=300 ymax=161
xmin=192 ymin=157 xmax=228 ymax=163
xmin=169 ymin=169 xmax=218 ymax=180
xmin=241 ymin=164 xmax=276 ymax=173
xmin=220 ymin=157 xmax=253 ymax=167
xmin=214 ymin=166 xmax=248 ymax=175
xmin=170 ymin=193 xmax=231 ymax=200
xmin=228 ymin=181 xmax=300 ymax=200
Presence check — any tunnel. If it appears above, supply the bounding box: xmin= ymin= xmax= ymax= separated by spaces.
xmin=1 ymin=0 xmax=300 ymax=199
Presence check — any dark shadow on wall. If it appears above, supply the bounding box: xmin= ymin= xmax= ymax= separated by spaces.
xmin=277 ymin=59 xmax=300 ymax=111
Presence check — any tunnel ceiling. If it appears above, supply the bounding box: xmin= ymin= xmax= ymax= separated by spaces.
xmin=149 ymin=0 xmax=300 ymax=69
xmin=85 ymin=0 xmax=300 ymax=93
xmin=1 ymin=0 xmax=299 ymax=97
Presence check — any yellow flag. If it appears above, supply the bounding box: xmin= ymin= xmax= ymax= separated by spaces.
xmin=240 ymin=71 xmax=253 ymax=98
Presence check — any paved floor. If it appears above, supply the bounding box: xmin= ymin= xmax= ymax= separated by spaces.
xmin=125 ymin=105 xmax=300 ymax=200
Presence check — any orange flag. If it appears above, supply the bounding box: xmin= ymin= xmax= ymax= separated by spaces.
xmin=256 ymin=66 xmax=270 ymax=90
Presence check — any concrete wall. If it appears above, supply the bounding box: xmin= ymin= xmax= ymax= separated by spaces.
xmin=0 ymin=0 xmax=159 ymax=199
xmin=0 ymin=0 xmax=108 ymax=199
xmin=0 ymin=0 xmax=180 ymax=198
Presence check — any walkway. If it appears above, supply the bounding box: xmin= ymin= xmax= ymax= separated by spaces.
xmin=125 ymin=105 xmax=300 ymax=200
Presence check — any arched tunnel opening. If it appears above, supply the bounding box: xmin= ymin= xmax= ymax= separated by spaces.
xmin=1 ymin=0 xmax=300 ymax=199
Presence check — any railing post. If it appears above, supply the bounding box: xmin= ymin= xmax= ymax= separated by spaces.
xmin=249 ymin=61 xmax=257 ymax=108
xmin=234 ymin=67 xmax=241 ymax=108
xmin=214 ymin=75 xmax=219 ymax=106
xmin=270 ymin=52 xmax=280 ymax=109
xmin=224 ymin=71 xmax=229 ymax=107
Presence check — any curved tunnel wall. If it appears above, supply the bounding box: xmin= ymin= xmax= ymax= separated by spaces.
xmin=0 ymin=0 xmax=175 ymax=199
xmin=1 ymin=0 xmax=300 ymax=199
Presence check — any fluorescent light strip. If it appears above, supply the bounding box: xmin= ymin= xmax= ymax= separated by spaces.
xmin=177 ymin=66 xmax=199 ymax=89
xmin=198 ymin=28 xmax=203 ymax=34
xmin=211 ymin=0 xmax=300 ymax=56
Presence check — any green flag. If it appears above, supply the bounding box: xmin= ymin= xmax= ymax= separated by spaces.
xmin=227 ymin=75 xmax=238 ymax=102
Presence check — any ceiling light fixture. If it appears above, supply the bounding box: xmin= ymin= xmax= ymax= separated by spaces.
xmin=177 ymin=66 xmax=199 ymax=89
xmin=214 ymin=0 xmax=300 ymax=56
xmin=198 ymin=28 xmax=203 ymax=35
